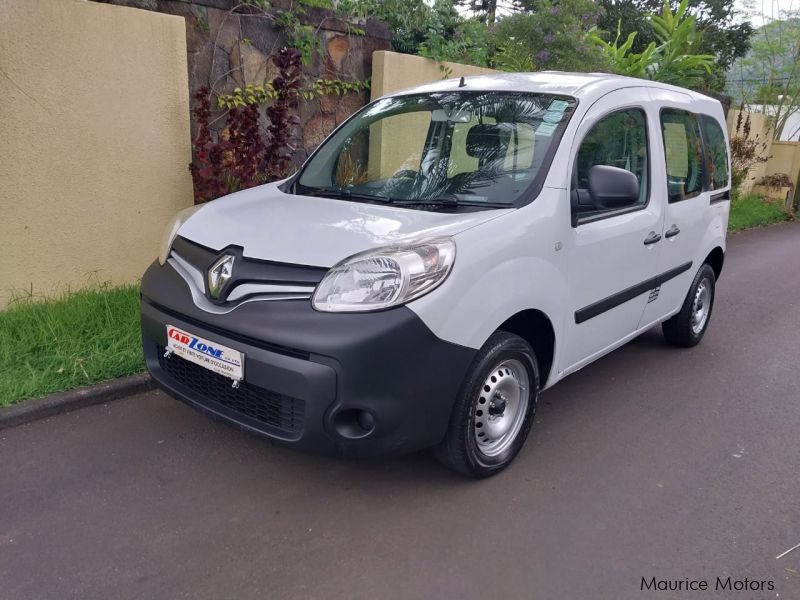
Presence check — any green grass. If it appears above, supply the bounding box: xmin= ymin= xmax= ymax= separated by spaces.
xmin=0 ymin=283 xmax=144 ymax=406
xmin=729 ymin=193 xmax=792 ymax=232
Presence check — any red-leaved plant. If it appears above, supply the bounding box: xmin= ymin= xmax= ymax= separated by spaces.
xmin=190 ymin=47 xmax=303 ymax=203
xmin=263 ymin=48 xmax=303 ymax=182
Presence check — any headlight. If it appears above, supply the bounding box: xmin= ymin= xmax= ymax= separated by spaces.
xmin=312 ymin=239 xmax=456 ymax=312
xmin=158 ymin=204 xmax=204 ymax=265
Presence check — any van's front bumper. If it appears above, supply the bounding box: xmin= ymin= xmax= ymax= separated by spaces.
xmin=141 ymin=261 xmax=475 ymax=457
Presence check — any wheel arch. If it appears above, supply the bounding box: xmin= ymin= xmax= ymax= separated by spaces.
xmin=496 ymin=309 xmax=556 ymax=389
xmin=703 ymin=246 xmax=725 ymax=280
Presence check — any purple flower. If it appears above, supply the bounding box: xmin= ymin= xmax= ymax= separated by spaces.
xmin=549 ymin=6 xmax=560 ymax=15
xmin=544 ymin=33 xmax=555 ymax=44
xmin=536 ymin=49 xmax=551 ymax=63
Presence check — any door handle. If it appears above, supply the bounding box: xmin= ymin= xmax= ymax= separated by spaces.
xmin=643 ymin=231 xmax=662 ymax=245
xmin=665 ymin=224 xmax=681 ymax=239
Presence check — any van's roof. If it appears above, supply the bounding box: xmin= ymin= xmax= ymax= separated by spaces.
xmin=390 ymin=71 xmax=718 ymax=106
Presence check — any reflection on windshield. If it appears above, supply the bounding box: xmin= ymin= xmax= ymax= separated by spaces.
xmin=297 ymin=91 xmax=576 ymax=210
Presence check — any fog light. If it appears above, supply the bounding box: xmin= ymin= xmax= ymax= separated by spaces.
xmin=333 ymin=409 xmax=375 ymax=439
xmin=357 ymin=411 xmax=374 ymax=431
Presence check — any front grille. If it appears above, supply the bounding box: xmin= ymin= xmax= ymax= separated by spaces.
xmin=157 ymin=345 xmax=304 ymax=435
xmin=170 ymin=236 xmax=327 ymax=306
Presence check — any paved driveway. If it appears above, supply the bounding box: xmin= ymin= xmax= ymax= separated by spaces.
xmin=2 ymin=223 xmax=799 ymax=600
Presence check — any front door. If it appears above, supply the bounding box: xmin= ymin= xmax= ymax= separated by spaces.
xmin=559 ymin=90 xmax=665 ymax=374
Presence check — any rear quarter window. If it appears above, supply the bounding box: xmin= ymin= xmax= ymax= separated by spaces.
xmin=660 ymin=109 xmax=705 ymax=203
xmin=699 ymin=115 xmax=729 ymax=190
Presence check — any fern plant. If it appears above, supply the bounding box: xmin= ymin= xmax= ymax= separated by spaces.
xmin=589 ymin=25 xmax=657 ymax=79
xmin=648 ymin=0 xmax=715 ymax=88
xmin=591 ymin=0 xmax=716 ymax=90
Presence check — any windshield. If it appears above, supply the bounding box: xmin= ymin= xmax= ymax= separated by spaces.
xmin=295 ymin=91 xmax=576 ymax=210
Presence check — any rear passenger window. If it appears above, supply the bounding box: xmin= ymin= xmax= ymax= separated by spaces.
xmin=700 ymin=115 xmax=729 ymax=190
xmin=573 ymin=108 xmax=649 ymax=219
xmin=660 ymin=109 xmax=705 ymax=202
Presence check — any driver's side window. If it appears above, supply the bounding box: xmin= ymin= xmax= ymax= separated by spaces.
xmin=572 ymin=108 xmax=649 ymax=221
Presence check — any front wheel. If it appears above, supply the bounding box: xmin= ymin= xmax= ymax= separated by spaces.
xmin=433 ymin=332 xmax=539 ymax=478
xmin=662 ymin=263 xmax=716 ymax=347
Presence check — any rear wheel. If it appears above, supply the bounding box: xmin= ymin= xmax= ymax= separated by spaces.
xmin=433 ymin=332 xmax=539 ymax=478
xmin=662 ymin=263 xmax=716 ymax=347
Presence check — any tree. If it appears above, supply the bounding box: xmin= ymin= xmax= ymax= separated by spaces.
xmin=596 ymin=0 xmax=753 ymax=90
xmin=456 ymin=0 xmax=499 ymax=23
xmin=728 ymin=13 xmax=800 ymax=140
xmin=489 ymin=0 xmax=608 ymax=72
xmin=341 ymin=0 xmax=488 ymax=66
xmin=596 ymin=0 xmax=654 ymax=53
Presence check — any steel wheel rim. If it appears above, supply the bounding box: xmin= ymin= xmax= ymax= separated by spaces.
xmin=691 ymin=278 xmax=711 ymax=334
xmin=473 ymin=358 xmax=530 ymax=457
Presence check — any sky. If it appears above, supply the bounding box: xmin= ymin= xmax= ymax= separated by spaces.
xmin=465 ymin=0 xmax=798 ymax=25
xmin=735 ymin=0 xmax=798 ymax=25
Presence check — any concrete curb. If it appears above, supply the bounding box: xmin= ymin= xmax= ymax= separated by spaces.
xmin=0 ymin=373 xmax=154 ymax=430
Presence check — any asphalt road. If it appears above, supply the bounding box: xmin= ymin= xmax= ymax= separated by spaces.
xmin=3 ymin=223 xmax=800 ymax=600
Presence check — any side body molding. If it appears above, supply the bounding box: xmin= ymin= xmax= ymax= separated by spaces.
xmin=575 ymin=262 xmax=692 ymax=324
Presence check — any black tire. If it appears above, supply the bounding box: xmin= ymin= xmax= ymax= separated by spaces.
xmin=662 ymin=263 xmax=716 ymax=347
xmin=433 ymin=331 xmax=539 ymax=478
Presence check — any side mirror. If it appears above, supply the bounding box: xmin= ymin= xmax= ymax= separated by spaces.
xmin=588 ymin=165 xmax=640 ymax=209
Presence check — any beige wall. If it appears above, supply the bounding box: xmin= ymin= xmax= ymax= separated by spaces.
xmin=370 ymin=50 xmax=498 ymax=100
xmin=369 ymin=51 xmax=498 ymax=178
xmin=767 ymin=141 xmax=800 ymax=180
xmin=0 ymin=0 xmax=193 ymax=308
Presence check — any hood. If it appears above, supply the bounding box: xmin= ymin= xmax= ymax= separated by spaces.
xmin=177 ymin=183 xmax=512 ymax=267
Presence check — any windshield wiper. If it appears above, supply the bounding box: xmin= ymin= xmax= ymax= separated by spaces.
xmin=302 ymin=187 xmax=396 ymax=205
xmin=302 ymin=188 xmax=513 ymax=210
xmin=448 ymin=200 xmax=514 ymax=209
xmin=388 ymin=198 xmax=514 ymax=210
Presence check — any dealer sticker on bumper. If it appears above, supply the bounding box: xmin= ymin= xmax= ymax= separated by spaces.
xmin=166 ymin=325 xmax=244 ymax=382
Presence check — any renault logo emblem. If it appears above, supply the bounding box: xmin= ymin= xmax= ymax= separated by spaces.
xmin=208 ymin=254 xmax=234 ymax=299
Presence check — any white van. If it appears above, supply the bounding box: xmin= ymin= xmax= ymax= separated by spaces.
xmin=142 ymin=72 xmax=730 ymax=477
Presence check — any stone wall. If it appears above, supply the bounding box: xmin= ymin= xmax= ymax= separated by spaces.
xmin=98 ymin=0 xmax=391 ymax=162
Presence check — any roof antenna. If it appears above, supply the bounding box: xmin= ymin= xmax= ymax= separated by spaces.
xmin=458 ymin=76 xmax=466 ymax=88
